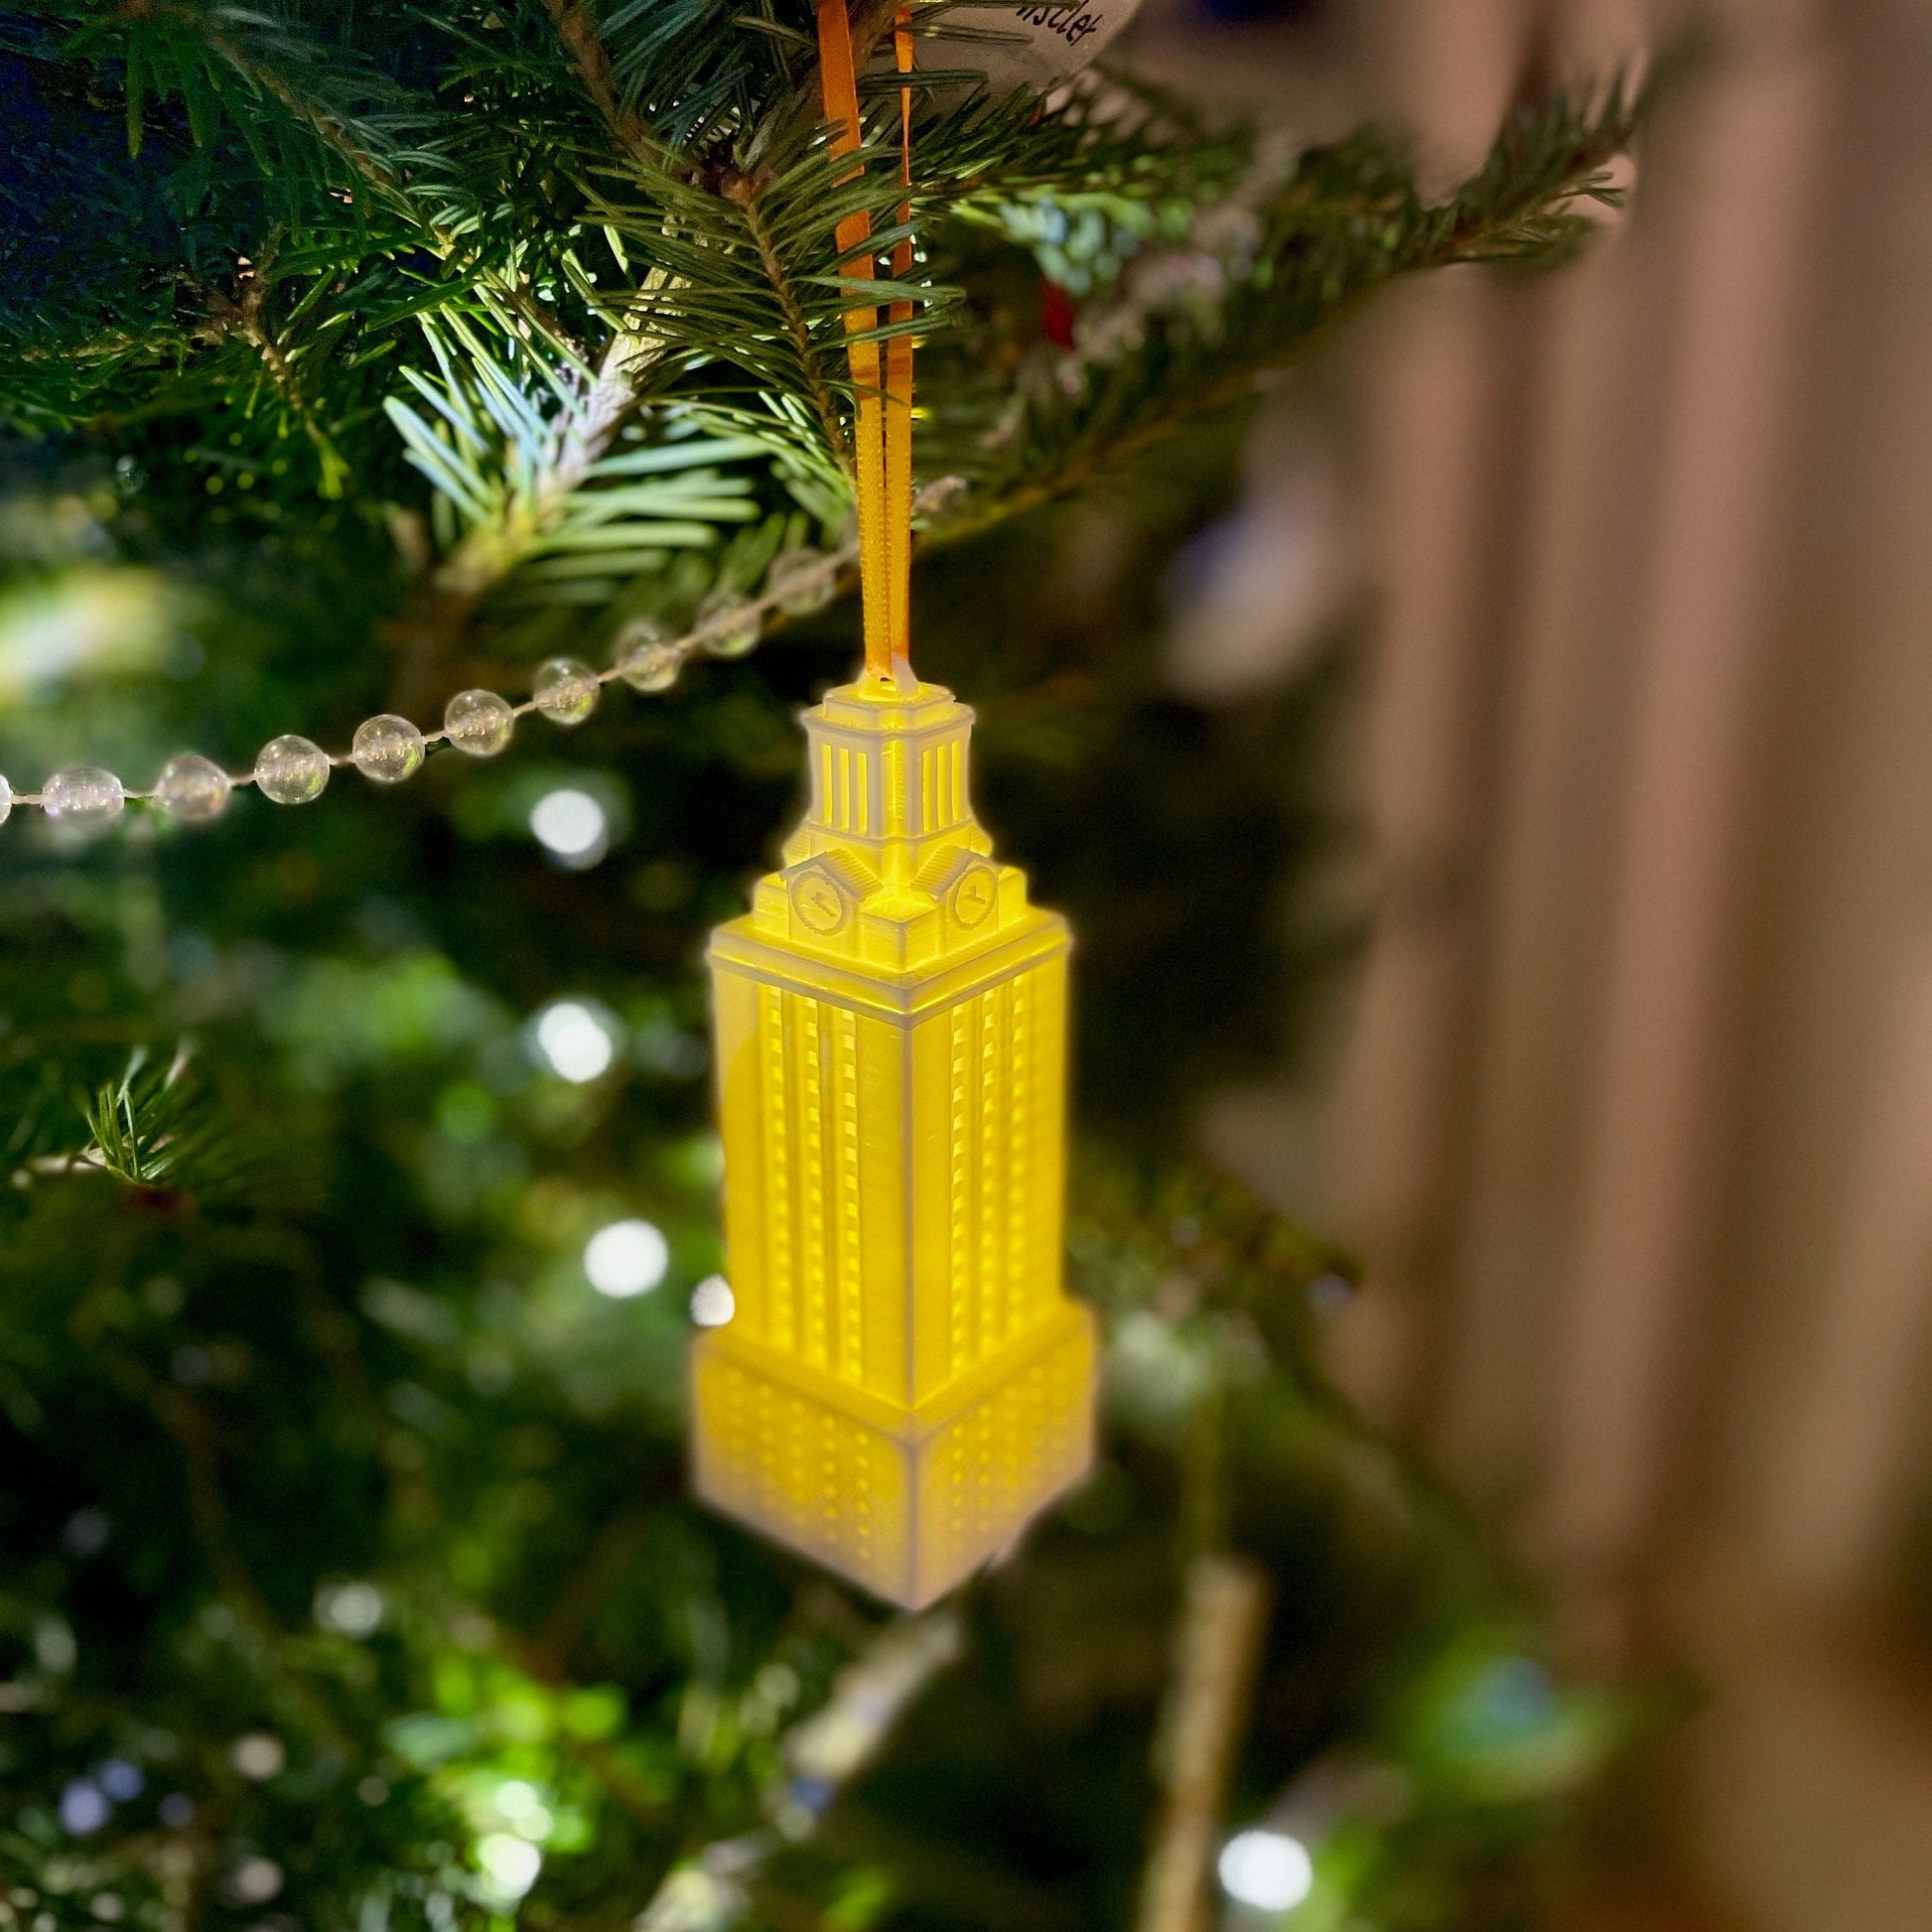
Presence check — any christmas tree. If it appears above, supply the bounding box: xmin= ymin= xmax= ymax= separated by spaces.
xmin=0 ymin=7 xmax=1652 ymax=1930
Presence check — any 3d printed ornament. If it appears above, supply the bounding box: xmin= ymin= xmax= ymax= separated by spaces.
xmin=695 ymin=673 xmax=1095 ymax=1607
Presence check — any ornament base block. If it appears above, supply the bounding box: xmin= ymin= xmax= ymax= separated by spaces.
xmin=693 ymin=1298 xmax=1095 ymax=1608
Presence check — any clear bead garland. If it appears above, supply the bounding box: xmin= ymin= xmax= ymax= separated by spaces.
xmin=444 ymin=688 xmax=515 ymax=757
xmin=155 ymin=754 xmax=232 ymax=822
xmin=612 ymin=620 xmax=679 ymax=693
xmin=693 ymin=588 xmax=760 ymax=659
xmin=765 ymin=546 xmax=839 ymax=619
xmin=532 ymin=657 xmax=600 ymax=726
xmin=0 ymin=519 xmax=957 ymax=834
xmin=256 ymin=735 xmax=331 ymax=805
xmin=351 ymin=714 xmax=427 ymax=784
xmin=45 ymin=766 xmax=125 ymax=829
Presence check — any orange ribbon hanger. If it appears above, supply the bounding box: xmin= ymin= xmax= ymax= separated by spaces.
xmin=815 ymin=1 xmax=916 ymax=686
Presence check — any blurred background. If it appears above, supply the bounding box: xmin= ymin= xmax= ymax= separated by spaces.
xmin=1124 ymin=0 xmax=1932 ymax=1927
xmin=6 ymin=2 xmax=1930 ymax=1930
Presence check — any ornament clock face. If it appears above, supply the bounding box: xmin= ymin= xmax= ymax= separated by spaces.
xmin=951 ymin=867 xmax=996 ymax=927
xmin=929 ymin=1 xmax=1145 ymax=96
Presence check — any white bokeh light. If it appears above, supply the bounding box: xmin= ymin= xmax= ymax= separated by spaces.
xmin=529 ymin=787 xmax=608 ymax=866
xmin=229 ymin=1731 xmax=287 ymax=1782
xmin=60 ymin=1780 xmax=109 ymax=1836
xmin=534 ymin=1001 xmax=616 ymax=1082
xmin=223 ymin=1858 xmax=284 ymax=1906
xmin=477 ymin=1833 xmax=543 ymax=1898
xmin=494 ymin=1778 xmax=541 ymax=1819
xmin=492 ymin=1778 xmax=554 ymax=1841
xmin=1217 ymin=1830 xmax=1313 ymax=1913
xmin=315 ymin=1580 xmax=384 ymax=1637
xmin=584 ymin=1219 xmax=668 ymax=1299
xmin=690 ymin=1274 xmax=735 ymax=1327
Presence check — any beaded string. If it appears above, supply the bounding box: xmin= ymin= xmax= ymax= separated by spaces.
xmin=0 ymin=534 xmax=869 ymax=832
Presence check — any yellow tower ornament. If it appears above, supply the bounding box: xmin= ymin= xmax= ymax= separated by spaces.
xmin=690 ymin=3 xmax=1094 ymax=1606
xmin=694 ymin=675 xmax=1095 ymax=1606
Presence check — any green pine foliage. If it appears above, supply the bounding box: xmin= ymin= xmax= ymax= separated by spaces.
xmin=0 ymin=8 xmax=1657 ymax=1932
xmin=3 ymin=1 xmax=1640 ymax=618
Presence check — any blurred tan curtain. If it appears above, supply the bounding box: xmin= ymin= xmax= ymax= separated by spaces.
xmin=1235 ymin=1 xmax=1932 ymax=1924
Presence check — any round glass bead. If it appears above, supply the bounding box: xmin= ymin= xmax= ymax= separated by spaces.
xmin=154 ymin=754 xmax=232 ymax=823
xmin=0 ymin=775 xmax=12 ymax=827
xmin=351 ymin=713 xmax=426 ymax=784
xmin=254 ymin=734 xmax=331 ymax=805
xmin=765 ymin=546 xmax=837 ymax=618
xmin=444 ymin=688 xmax=514 ymax=757
xmin=612 ymin=621 xmax=680 ymax=694
xmin=44 ymin=765 xmax=125 ymax=830
xmin=533 ymin=657 xmax=600 ymax=726
xmin=695 ymin=590 xmax=760 ymax=659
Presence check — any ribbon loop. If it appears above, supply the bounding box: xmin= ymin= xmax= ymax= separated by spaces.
xmin=816 ymin=2 xmax=916 ymax=685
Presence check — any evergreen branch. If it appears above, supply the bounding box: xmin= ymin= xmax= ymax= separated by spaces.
xmin=542 ymin=326 xmax=658 ymax=506
xmin=382 ymin=314 xmax=763 ymax=611
xmin=3 ymin=7 xmax=1652 ymax=673
xmin=1436 ymin=68 xmax=1644 ymax=259
xmin=759 ymin=0 xmax=926 ymax=155
xmin=187 ymin=6 xmax=402 ymax=207
xmin=922 ymin=363 xmax=1269 ymax=552
xmin=722 ymin=165 xmax=854 ymax=476
xmin=919 ymin=71 xmax=1651 ymax=551
xmin=587 ymin=118 xmax=949 ymax=486
xmin=75 ymin=1044 xmax=257 ymax=1202
xmin=136 ymin=2 xmax=579 ymax=353
xmin=190 ymin=255 xmax=352 ymax=493
xmin=541 ymin=0 xmax=651 ymax=157
xmin=452 ymin=1 xmax=738 ymax=583
xmin=536 ymin=0 xmax=882 ymax=488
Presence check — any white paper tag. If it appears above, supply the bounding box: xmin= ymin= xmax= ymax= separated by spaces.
xmin=925 ymin=2 xmax=1145 ymax=97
